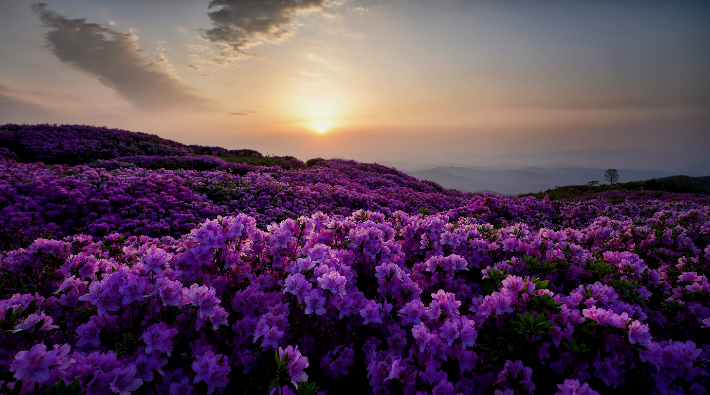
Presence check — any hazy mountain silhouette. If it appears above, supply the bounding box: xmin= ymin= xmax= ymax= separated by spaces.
xmin=406 ymin=166 xmax=677 ymax=195
xmin=380 ymin=148 xmax=710 ymax=176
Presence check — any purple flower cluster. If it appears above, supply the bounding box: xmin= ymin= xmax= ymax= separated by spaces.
xmin=0 ymin=201 xmax=708 ymax=394
xmin=0 ymin=124 xmax=192 ymax=165
xmin=4 ymin=152 xmax=709 ymax=251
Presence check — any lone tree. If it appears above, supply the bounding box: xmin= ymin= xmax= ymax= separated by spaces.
xmin=604 ymin=169 xmax=619 ymax=185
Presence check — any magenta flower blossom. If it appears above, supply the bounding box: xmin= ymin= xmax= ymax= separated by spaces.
xmin=110 ymin=364 xmax=144 ymax=395
xmin=459 ymin=318 xmax=478 ymax=348
xmin=555 ymin=379 xmax=601 ymax=395
xmin=10 ymin=344 xmax=56 ymax=383
xmin=141 ymin=246 xmax=171 ymax=273
xmin=225 ymin=213 xmax=255 ymax=239
xmin=134 ymin=354 xmax=162 ymax=382
xmin=192 ymin=351 xmax=230 ymax=395
xmin=399 ymin=299 xmax=426 ymax=325
xmin=158 ymin=278 xmax=184 ymax=307
xmin=141 ymin=322 xmax=178 ymax=356
xmin=254 ymin=321 xmax=284 ymax=350
xmin=278 ymin=345 xmax=309 ymax=387
xmin=360 ymin=300 xmax=385 ymax=325
xmin=627 ymin=320 xmax=652 ymax=345
xmin=317 ymin=271 xmax=347 ymax=294
xmin=118 ymin=277 xmax=149 ymax=305
xmin=76 ymin=315 xmax=103 ymax=347
xmin=187 ymin=284 xmax=221 ymax=318
xmin=502 ymin=275 xmax=534 ymax=295
xmin=582 ymin=306 xmax=614 ymax=326
xmin=439 ymin=319 xmax=461 ymax=346
xmin=12 ymin=312 xmax=58 ymax=333
xmin=78 ymin=258 xmax=99 ymax=279
xmin=304 ymin=291 xmax=326 ymax=315
xmin=284 ymin=273 xmax=309 ymax=295
xmin=412 ymin=324 xmax=433 ymax=352
xmin=169 ymin=377 xmax=193 ymax=395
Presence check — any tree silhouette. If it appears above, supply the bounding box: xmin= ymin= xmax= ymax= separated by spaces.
xmin=604 ymin=169 xmax=619 ymax=185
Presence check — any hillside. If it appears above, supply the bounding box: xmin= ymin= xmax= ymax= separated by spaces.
xmin=0 ymin=124 xmax=708 ymax=395
xmin=521 ymin=176 xmax=710 ymax=202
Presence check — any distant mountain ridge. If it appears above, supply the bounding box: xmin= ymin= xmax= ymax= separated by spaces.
xmin=406 ymin=166 xmax=682 ymax=196
xmin=380 ymin=148 xmax=710 ymax=176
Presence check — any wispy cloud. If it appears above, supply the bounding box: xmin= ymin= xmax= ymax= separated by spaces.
xmin=32 ymin=3 xmax=214 ymax=111
xmin=229 ymin=110 xmax=257 ymax=116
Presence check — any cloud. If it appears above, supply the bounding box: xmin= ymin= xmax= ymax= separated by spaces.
xmin=32 ymin=4 xmax=213 ymax=111
xmin=202 ymin=0 xmax=341 ymax=56
xmin=0 ymin=83 xmax=72 ymax=122
xmin=229 ymin=110 xmax=256 ymax=116
xmin=187 ymin=44 xmax=244 ymax=67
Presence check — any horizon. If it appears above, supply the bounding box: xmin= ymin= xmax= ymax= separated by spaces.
xmin=1 ymin=0 xmax=709 ymax=165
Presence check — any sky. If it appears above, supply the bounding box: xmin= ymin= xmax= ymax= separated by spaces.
xmin=1 ymin=0 xmax=709 ymax=164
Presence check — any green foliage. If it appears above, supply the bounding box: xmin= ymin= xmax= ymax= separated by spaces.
xmin=1 ymin=300 xmax=38 ymax=333
xmin=479 ymin=311 xmax=554 ymax=363
xmin=216 ymin=153 xmax=277 ymax=167
xmin=43 ymin=379 xmax=85 ymax=395
xmin=305 ymin=158 xmax=326 ymax=167
xmin=563 ymin=340 xmax=590 ymax=359
xmin=587 ymin=258 xmax=614 ymax=280
xmin=115 ymin=333 xmax=138 ymax=356
xmin=296 ymin=382 xmax=321 ymax=395
xmin=530 ymin=293 xmax=563 ymax=314
xmin=515 ymin=311 xmax=553 ymax=336
xmin=481 ymin=268 xmax=507 ymax=294
xmin=519 ymin=175 xmax=710 ymax=200
xmin=612 ymin=278 xmax=645 ymax=304
xmin=523 ymin=255 xmax=570 ymax=275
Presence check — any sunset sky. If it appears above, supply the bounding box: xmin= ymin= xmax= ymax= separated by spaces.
xmin=1 ymin=0 xmax=709 ymax=163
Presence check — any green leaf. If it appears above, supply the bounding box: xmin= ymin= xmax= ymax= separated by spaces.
xmin=4 ymin=307 xmax=13 ymax=321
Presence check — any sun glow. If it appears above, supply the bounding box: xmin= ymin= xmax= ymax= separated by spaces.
xmin=311 ymin=120 xmax=332 ymax=133
xmin=291 ymin=93 xmax=342 ymax=134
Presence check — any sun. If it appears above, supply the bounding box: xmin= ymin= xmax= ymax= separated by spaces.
xmin=311 ymin=120 xmax=332 ymax=133
xmin=291 ymin=94 xmax=340 ymax=134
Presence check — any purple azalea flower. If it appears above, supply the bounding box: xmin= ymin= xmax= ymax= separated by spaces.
xmin=141 ymin=322 xmax=178 ymax=356
xmin=10 ymin=344 xmax=56 ymax=383
xmin=278 ymin=345 xmax=309 ymax=387
xmin=76 ymin=315 xmax=103 ymax=347
xmin=555 ymin=379 xmax=601 ymax=395
xmin=109 ymin=364 xmax=143 ymax=395
xmin=192 ymin=351 xmax=230 ymax=395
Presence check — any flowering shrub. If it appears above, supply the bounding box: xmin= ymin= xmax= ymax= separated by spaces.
xmin=0 ymin=125 xmax=708 ymax=394
xmin=0 ymin=205 xmax=708 ymax=394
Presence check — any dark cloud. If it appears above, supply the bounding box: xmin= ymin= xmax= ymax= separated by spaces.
xmin=229 ymin=110 xmax=256 ymax=116
xmin=32 ymin=4 xmax=213 ymax=111
xmin=202 ymin=0 xmax=337 ymax=55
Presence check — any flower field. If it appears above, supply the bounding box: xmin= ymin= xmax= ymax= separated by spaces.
xmin=0 ymin=124 xmax=708 ymax=395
